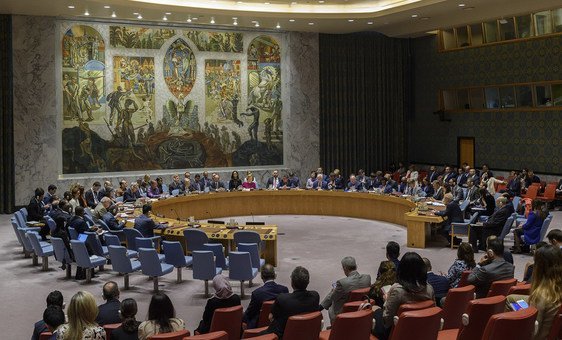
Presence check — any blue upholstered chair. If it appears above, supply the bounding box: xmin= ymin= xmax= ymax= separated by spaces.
xmin=137 ymin=237 xmax=165 ymax=262
xmin=449 ymin=212 xmax=480 ymax=249
xmin=123 ymin=228 xmax=160 ymax=251
xmin=97 ymin=219 xmax=110 ymax=231
xmin=51 ymin=237 xmax=73 ymax=279
xmin=162 ymin=241 xmax=193 ymax=283
xmin=202 ymin=243 xmax=229 ymax=270
xmin=11 ymin=217 xmax=25 ymax=252
xmin=137 ymin=247 xmax=174 ymax=292
xmin=183 ymin=228 xmax=209 ymax=252
xmin=108 ymin=245 xmax=142 ymax=289
xmin=45 ymin=216 xmax=57 ymax=233
xmin=17 ymin=227 xmax=42 ymax=263
xmin=162 ymin=184 xmax=169 ymax=194
xmin=14 ymin=211 xmax=27 ymax=228
xmin=71 ymin=240 xmax=107 ymax=283
xmin=19 ymin=207 xmax=28 ymax=221
xmin=27 ymin=231 xmax=54 ymax=271
xmin=228 ymin=251 xmax=259 ymax=298
xmin=237 ymin=243 xmax=265 ymax=270
xmin=538 ymin=215 xmax=553 ymax=242
xmin=233 ymin=230 xmax=262 ymax=251
xmin=84 ymin=232 xmax=109 ymax=257
xmin=498 ymin=216 xmax=516 ymax=241
xmin=68 ymin=227 xmax=78 ymax=240
xmin=104 ymin=234 xmax=137 ymax=258
xmin=193 ymin=250 xmax=223 ymax=297
xmin=84 ymin=214 xmax=95 ymax=227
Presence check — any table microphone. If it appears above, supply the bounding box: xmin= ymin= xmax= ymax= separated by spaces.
xmin=251 ymin=211 xmax=255 ymax=223
xmin=171 ymin=208 xmax=181 ymax=221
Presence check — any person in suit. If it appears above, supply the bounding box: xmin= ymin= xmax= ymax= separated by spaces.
xmin=27 ymin=187 xmax=51 ymax=239
xmin=42 ymin=305 xmax=66 ymax=340
xmin=243 ymin=264 xmax=289 ymax=329
xmin=134 ymin=205 xmax=165 ymax=238
xmin=95 ymin=281 xmax=121 ymax=326
xmin=229 ymin=171 xmax=243 ymax=191
xmin=467 ymin=238 xmax=514 ymax=298
xmin=434 ymin=193 xmax=465 ymax=247
xmin=448 ymin=178 xmax=464 ymax=202
xmin=442 ymin=166 xmax=457 ymax=183
xmin=427 ymin=166 xmax=441 ymax=183
xmin=465 ymin=168 xmax=479 ymax=188
xmin=320 ymin=256 xmax=372 ymax=322
xmin=524 ymin=169 xmax=541 ymax=188
xmin=168 ymin=174 xmax=185 ymax=194
xmin=346 ymin=175 xmax=364 ymax=192
xmin=262 ymin=266 xmax=320 ymax=338
xmin=376 ymin=241 xmax=400 ymax=280
xmin=420 ymin=178 xmax=434 ymax=197
xmin=109 ymin=298 xmax=141 ymax=340
xmin=189 ymin=174 xmax=204 ymax=192
xmin=43 ymin=184 xmax=57 ymax=205
xmin=68 ymin=206 xmax=92 ymax=235
xmin=146 ymin=180 xmax=161 ymax=198
xmin=288 ymin=171 xmax=300 ymax=188
xmin=201 ymin=171 xmax=212 ymax=188
xmin=432 ymin=181 xmax=444 ymax=200
xmin=465 ymin=179 xmax=481 ymax=207
xmin=195 ymin=275 xmax=241 ymax=334
xmin=505 ymin=171 xmax=522 ymax=197
xmin=546 ymin=229 xmax=562 ymax=248
xmin=312 ymin=173 xmax=328 ymax=190
xmin=123 ymin=183 xmax=142 ymax=202
xmin=470 ymin=197 xmax=511 ymax=252
xmin=85 ymin=181 xmax=104 ymax=208
xmin=209 ymin=174 xmax=226 ymax=192
xmin=422 ymin=258 xmax=449 ymax=303
xmin=31 ymin=290 xmax=64 ymax=340
xmin=278 ymin=175 xmax=292 ymax=190
xmin=266 ymin=170 xmax=281 ymax=190
xmin=115 ymin=180 xmax=128 ymax=198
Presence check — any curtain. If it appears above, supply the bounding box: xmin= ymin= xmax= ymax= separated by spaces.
xmin=319 ymin=32 xmax=412 ymax=176
xmin=0 ymin=15 xmax=14 ymax=213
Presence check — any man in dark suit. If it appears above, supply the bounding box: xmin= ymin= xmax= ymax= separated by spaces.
xmin=95 ymin=281 xmax=121 ymax=326
xmin=190 ymin=174 xmax=204 ymax=192
xmin=427 ymin=166 xmax=441 ymax=183
xmin=123 ymin=183 xmax=142 ymax=202
xmin=27 ymin=188 xmax=51 ymax=240
xmin=243 ymin=265 xmax=289 ymax=329
xmin=423 ymin=258 xmax=449 ymax=302
xmin=434 ymin=193 xmax=464 ymax=247
xmin=470 ymin=197 xmax=511 ymax=252
xmin=31 ymin=290 xmax=64 ymax=340
xmin=312 ymin=174 xmax=328 ymax=190
xmin=467 ymin=238 xmax=514 ymax=298
xmin=209 ymin=174 xmax=227 ymax=192
xmin=168 ymin=174 xmax=185 ymax=194
xmin=346 ymin=175 xmax=364 ymax=192
xmin=262 ymin=266 xmax=320 ymax=338
xmin=68 ymin=206 xmax=92 ymax=235
xmin=506 ymin=171 xmax=522 ymax=197
xmin=85 ymin=181 xmax=104 ymax=208
xmin=134 ymin=204 xmax=164 ymax=237
xmin=320 ymin=257 xmax=371 ymax=322
xmin=266 ymin=170 xmax=281 ymax=190
xmin=442 ymin=166 xmax=457 ymax=183
xmin=288 ymin=172 xmax=300 ymax=189
xmin=43 ymin=184 xmax=57 ymax=205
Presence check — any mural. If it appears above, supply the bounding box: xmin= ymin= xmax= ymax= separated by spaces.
xmin=164 ymin=39 xmax=197 ymax=99
xmin=185 ymin=30 xmax=243 ymax=52
xmin=62 ymin=25 xmax=105 ymax=123
xmin=110 ymin=26 xmax=176 ymax=49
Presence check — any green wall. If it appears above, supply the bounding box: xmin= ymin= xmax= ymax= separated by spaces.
xmin=409 ymin=34 xmax=562 ymax=174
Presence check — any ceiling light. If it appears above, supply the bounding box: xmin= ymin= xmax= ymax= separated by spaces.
xmin=163 ymin=16 xmax=168 ymax=21
xmin=68 ymin=5 xmax=75 ymax=9
xmin=192 ymin=17 xmax=198 ymax=20
xmin=499 ymin=18 xmax=508 ymax=24
xmin=289 ymin=19 xmax=295 ymax=22
xmin=319 ymin=0 xmax=325 ymax=3
xmin=111 ymin=11 xmax=116 ymax=18
xmin=348 ymin=19 xmax=354 ymax=22
xmin=367 ymin=21 xmax=373 ymax=25
xmin=133 ymin=12 xmax=139 ymax=15
xmin=237 ymin=1 xmax=243 ymax=3
xmin=233 ymin=17 xmax=238 ymax=25
xmin=137 ymin=14 xmax=143 ymax=19
xmin=210 ymin=17 xmax=215 ymax=24
xmin=255 ymin=21 xmax=260 ymax=27
xmin=264 ymin=2 xmax=270 ymax=4
xmin=104 ymin=5 xmax=111 ymax=9
xmin=276 ymin=22 xmax=281 ymax=29
xmin=187 ymin=15 xmax=192 ymax=22
xmin=84 ymin=10 xmax=90 ymax=16
xmin=411 ymin=14 xmax=418 ymax=18
xmin=458 ymin=3 xmax=465 ymax=7
xmin=308 ymin=22 xmax=314 ymax=25
xmin=291 ymin=2 xmax=298 ymax=5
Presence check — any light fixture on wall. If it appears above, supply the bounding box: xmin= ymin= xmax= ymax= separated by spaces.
xmin=137 ymin=13 xmax=143 ymax=19
xmin=187 ymin=15 xmax=192 ymax=23
xmin=255 ymin=21 xmax=260 ymax=27
xmin=499 ymin=17 xmax=508 ymax=24
xmin=233 ymin=17 xmax=238 ymax=25
xmin=276 ymin=22 xmax=281 ymax=29
xmin=210 ymin=17 xmax=215 ymax=24
xmin=111 ymin=11 xmax=116 ymax=18
xmin=84 ymin=10 xmax=90 ymax=16
xmin=104 ymin=5 xmax=111 ymax=9
xmin=68 ymin=5 xmax=75 ymax=9
xmin=163 ymin=15 xmax=168 ymax=21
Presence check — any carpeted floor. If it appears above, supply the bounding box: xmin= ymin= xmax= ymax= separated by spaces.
xmin=1 ymin=212 xmax=560 ymax=338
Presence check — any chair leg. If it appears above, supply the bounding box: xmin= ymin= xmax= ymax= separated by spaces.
xmin=249 ymin=279 xmax=253 ymax=287
xmin=24 ymin=249 xmax=30 ymax=258
xmin=204 ymin=280 xmax=209 ymax=297
xmin=99 ymin=265 xmax=105 ymax=271
xmin=177 ymin=267 xmax=182 ymax=283
xmin=241 ymin=281 xmax=245 ymax=299
xmin=124 ymin=273 xmax=130 ymax=290
xmin=450 ymin=233 xmax=454 ymax=249
xmin=32 ymin=254 xmax=38 ymax=266
xmin=153 ymin=276 xmax=159 ymax=292
xmin=41 ymin=256 xmax=49 ymax=271
xmin=86 ymin=268 xmax=92 ymax=283
xmin=66 ymin=265 xmax=72 ymax=279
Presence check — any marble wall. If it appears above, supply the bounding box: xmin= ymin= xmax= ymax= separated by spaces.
xmin=12 ymin=15 xmax=319 ymax=205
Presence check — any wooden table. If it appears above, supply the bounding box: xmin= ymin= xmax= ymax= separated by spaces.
xmin=404 ymin=211 xmax=443 ymax=248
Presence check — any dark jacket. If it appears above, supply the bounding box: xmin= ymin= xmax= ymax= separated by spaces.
xmin=427 ymin=272 xmax=450 ymax=299
xmin=123 ymin=189 xmax=141 ymax=203
xmin=435 ymin=201 xmax=464 ymax=227
xmin=483 ymin=205 xmax=511 ymax=235
xmin=95 ymin=298 xmax=121 ymax=326
xmin=196 ymin=295 xmax=241 ymax=334
xmin=467 ymin=258 xmax=514 ymax=298
xmin=265 ymin=289 xmax=320 ymax=338
xmin=243 ymin=281 xmax=289 ymax=329
xmin=111 ymin=321 xmax=141 ymax=340
xmin=27 ymin=197 xmax=45 ymax=222
xmin=31 ymin=320 xmax=48 ymax=340
xmin=134 ymin=214 xmax=157 ymax=238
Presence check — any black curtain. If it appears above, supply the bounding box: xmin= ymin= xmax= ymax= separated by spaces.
xmin=0 ymin=15 xmax=14 ymax=213
xmin=319 ymin=32 xmax=412 ymax=176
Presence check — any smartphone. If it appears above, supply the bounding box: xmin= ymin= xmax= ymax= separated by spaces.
xmin=510 ymin=299 xmax=529 ymax=311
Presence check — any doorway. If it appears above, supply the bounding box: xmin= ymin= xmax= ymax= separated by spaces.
xmin=458 ymin=137 xmax=475 ymax=167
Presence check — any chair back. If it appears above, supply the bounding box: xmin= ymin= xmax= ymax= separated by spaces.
xmin=540 ymin=183 xmax=557 ymax=200
xmin=203 ymin=243 xmax=228 ymax=269
xmin=70 ymin=240 xmax=94 ymax=268
xmin=17 ymin=228 xmax=35 ymax=253
xmin=20 ymin=207 xmax=28 ymax=220
xmin=512 ymin=196 xmax=521 ymax=212
xmin=283 ymin=311 xmax=323 ymax=340
xmin=38 ymin=332 xmax=53 ymax=340
xmin=397 ymin=300 xmax=435 ymax=315
xmin=138 ymin=247 xmax=163 ymax=276
xmin=508 ymin=283 xmax=531 ymax=295
xmin=457 ymin=295 xmax=506 ymax=340
xmin=257 ymin=300 xmax=276 ymax=327
xmin=233 ymin=230 xmax=261 ymax=248
xmin=481 ymin=307 xmax=538 ymax=340
xmin=68 ymin=227 xmax=78 ymax=240
xmin=193 ymin=250 xmax=217 ymax=280
xmin=487 ymin=278 xmax=517 ymax=297
xmin=108 ymin=245 xmax=134 ymax=273
xmin=45 ymin=216 xmax=56 ymax=232
xmin=391 ymin=307 xmax=443 ymax=340
xmin=84 ymin=214 xmax=95 ymax=227
xmin=467 ymin=212 xmax=479 ymax=224
xmin=104 ymin=234 xmax=122 ymax=247
xmin=51 ymin=237 xmax=72 ymax=264
xmin=11 ymin=218 xmax=24 ymax=246
xmin=162 ymin=241 xmax=188 ymax=267
xmin=245 ymin=334 xmax=278 ymax=340
xmin=183 ymin=228 xmax=210 ymax=252
xmin=524 ymin=185 xmax=539 ymax=199
xmin=123 ymin=228 xmax=143 ymax=250
xmin=237 ymin=243 xmax=262 ymax=269
xmin=14 ymin=210 xmax=26 ymax=228
xmin=149 ymin=329 xmax=190 ymax=339
xmin=103 ymin=323 xmax=121 ymax=339
xmin=459 ymin=199 xmax=470 ymax=212
xmin=187 ymin=331 xmax=229 ymax=340
xmin=137 ymin=237 xmax=157 ymax=250
xmin=347 ymin=287 xmax=371 ymax=302
xmin=329 ymin=309 xmax=374 ymax=340
xmin=498 ymin=216 xmax=516 ymax=241
xmin=28 ymin=231 xmax=51 ymax=256
xmin=97 ymin=218 xmax=110 ymax=231
xmin=442 ymin=285 xmax=475 ymax=330
xmin=209 ymin=305 xmax=243 ymax=340
xmin=84 ymin=232 xmax=107 ymax=257
xmin=457 ymin=270 xmax=472 ymax=288
xmin=547 ymin=304 xmax=562 ymax=340
xmin=540 ymin=217 xmax=553 ymax=242
xmin=229 ymin=251 xmax=255 ymax=281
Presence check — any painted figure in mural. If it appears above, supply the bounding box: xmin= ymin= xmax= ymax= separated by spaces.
xmin=264 ymin=118 xmax=273 ymax=149
xmin=64 ymin=76 xmax=80 ymax=120
xmin=121 ymin=93 xmax=139 ymax=146
xmin=271 ymin=98 xmax=282 ymax=136
xmin=231 ymin=94 xmax=244 ymax=127
xmin=106 ymin=86 xmax=126 ymax=125
xmin=88 ymin=79 xmax=101 ymax=108
xmin=231 ymin=131 xmax=242 ymax=149
xmin=164 ymin=39 xmax=196 ymax=99
xmin=220 ymin=126 xmax=231 ymax=152
xmin=78 ymin=122 xmax=95 ymax=165
xmin=78 ymin=82 xmax=94 ymax=121
xmin=241 ymin=106 xmax=260 ymax=141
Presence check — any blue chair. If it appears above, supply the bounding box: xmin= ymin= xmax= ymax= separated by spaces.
xmin=162 ymin=184 xmax=169 ymax=194
xmin=203 ymin=243 xmax=229 ymax=270
xmin=84 ymin=208 xmax=93 ymax=218
xmin=11 ymin=217 xmax=25 ymax=252
xmin=84 ymin=232 xmax=109 ymax=258
xmin=512 ymin=196 xmax=521 ymax=214
xmin=97 ymin=219 xmax=110 ymax=231
xmin=162 ymin=241 xmax=193 ymax=283
xmin=138 ymin=247 xmax=174 ymax=292
xmin=233 ymin=230 xmax=262 ymax=251
xmin=51 ymin=237 xmax=73 ymax=279
xmin=27 ymin=231 xmax=54 ymax=271
xmin=449 ymin=212 xmax=479 ymax=249
xmin=237 ymin=243 xmax=265 ymax=270
xmin=123 ymin=228 xmax=160 ymax=251
xmin=17 ymin=227 xmax=42 ymax=263
xmin=183 ymin=228 xmax=209 ymax=252
xmin=228 ymin=251 xmax=259 ymax=298
xmin=171 ymin=189 xmax=180 ymax=196
xmin=193 ymin=250 xmax=223 ymax=297
xmin=459 ymin=199 xmax=470 ymax=215
xmin=71 ymin=240 xmax=107 ymax=283
xmin=498 ymin=216 xmax=516 ymax=241
xmin=45 ymin=216 xmax=57 ymax=234
xmin=20 ymin=207 xmax=28 ymax=221
xmin=108 ymin=245 xmax=142 ymax=289
xmin=84 ymin=214 xmax=95 ymax=227
xmin=538 ymin=215 xmax=553 ymax=242
xmin=14 ymin=211 xmax=27 ymax=228
xmin=137 ymin=237 xmax=165 ymax=262
xmin=104 ymin=234 xmax=137 ymax=258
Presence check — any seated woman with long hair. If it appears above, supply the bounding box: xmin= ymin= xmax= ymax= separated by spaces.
xmin=242 ymin=174 xmax=257 ymax=190
xmin=512 ymin=200 xmax=548 ymax=254
xmin=445 ymin=242 xmax=476 ymax=288
xmin=195 ymin=274 xmax=241 ymax=334
xmin=57 ymin=291 xmax=105 ymax=340
xmin=372 ymin=252 xmax=435 ymax=340
xmin=229 ymin=171 xmax=243 ymax=191
xmin=138 ymin=293 xmax=185 ymax=340
xmin=368 ymin=260 xmax=397 ymax=307
xmin=111 ymin=298 xmax=140 ymax=340
xmin=507 ymin=245 xmax=562 ymax=339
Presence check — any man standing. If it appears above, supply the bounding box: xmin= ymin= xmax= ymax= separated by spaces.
xmin=320 ymin=257 xmax=371 ymax=322
xmin=467 ymin=238 xmax=514 ymax=298
xmin=243 ymin=265 xmax=289 ymax=329
xmin=95 ymin=281 xmax=121 ymax=326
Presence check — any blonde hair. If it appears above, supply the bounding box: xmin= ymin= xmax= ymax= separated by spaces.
xmin=65 ymin=291 xmax=99 ymax=340
xmin=529 ymin=245 xmax=562 ymax=308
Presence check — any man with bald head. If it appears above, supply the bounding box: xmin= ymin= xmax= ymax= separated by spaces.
xmin=95 ymin=281 xmax=121 ymax=326
xmin=243 ymin=264 xmax=289 ymax=329
xmin=470 ymin=196 xmax=511 ymax=252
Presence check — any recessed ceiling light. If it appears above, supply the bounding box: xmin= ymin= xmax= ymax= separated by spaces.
xmin=163 ymin=16 xmax=168 ymax=21
xmin=210 ymin=17 xmax=215 ymax=24
xmin=133 ymin=12 xmax=139 ymax=15
xmin=276 ymin=22 xmax=281 ymax=29
xmin=137 ymin=14 xmax=143 ymax=19
xmin=84 ymin=10 xmax=90 ymax=16
xmin=68 ymin=5 xmax=75 ymax=9
xmin=264 ymin=2 xmax=270 ymax=4
xmin=318 ymin=0 xmax=325 ymax=3
xmin=348 ymin=19 xmax=354 ymax=22
xmin=308 ymin=22 xmax=314 ymax=25
xmin=458 ymin=3 xmax=466 ymax=7
xmin=237 ymin=1 xmax=243 ymax=3
xmin=187 ymin=15 xmax=192 ymax=22
xmin=104 ymin=5 xmax=110 ymax=9
xmin=291 ymin=2 xmax=298 ymax=5
xmin=111 ymin=11 xmax=116 ymax=18
xmin=255 ymin=21 xmax=260 ymax=27
xmin=289 ymin=19 xmax=295 ymax=22
xmin=367 ymin=21 xmax=373 ymax=25
xmin=192 ymin=17 xmax=198 ymax=20
xmin=411 ymin=14 xmax=418 ymax=18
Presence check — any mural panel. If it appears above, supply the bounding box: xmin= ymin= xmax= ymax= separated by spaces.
xmin=164 ymin=39 xmax=196 ymax=99
xmin=185 ymin=30 xmax=243 ymax=52
xmin=110 ymin=26 xmax=176 ymax=49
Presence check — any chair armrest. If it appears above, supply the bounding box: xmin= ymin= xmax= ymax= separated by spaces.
xmin=462 ymin=313 xmax=469 ymax=326
xmin=440 ymin=318 xmax=444 ymax=331
xmin=393 ymin=315 xmax=399 ymax=326
xmin=451 ymin=222 xmax=470 ymax=227
xmin=22 ymin=227 xmax=41 ymax=233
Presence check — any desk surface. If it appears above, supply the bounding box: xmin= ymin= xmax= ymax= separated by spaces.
xmin=151 ymin=190 xmax=417 ymax=227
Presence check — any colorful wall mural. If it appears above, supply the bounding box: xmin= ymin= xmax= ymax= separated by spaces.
xmin=61 ymin=23 xmax=284 ymax=174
